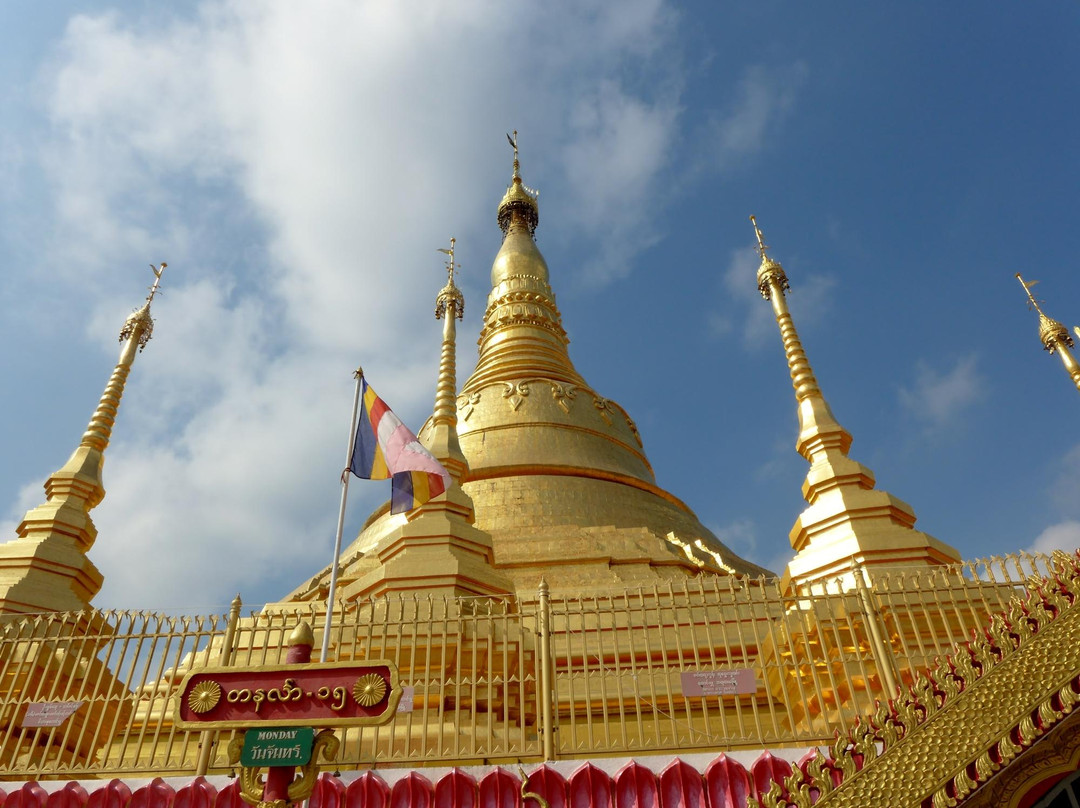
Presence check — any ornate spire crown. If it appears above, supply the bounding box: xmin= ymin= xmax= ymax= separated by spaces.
xmin=497 ymin=130 xmax=539 ymax=236
xmin=430 ymin=236 xmax=467 ymax=480
xmin=751 ymin=215 xmax=789 ymax=300
xmin=1016 ymin=273 xmax=1074 ymax=354
xmin=435 ymin=237 xmax=464 ymax=321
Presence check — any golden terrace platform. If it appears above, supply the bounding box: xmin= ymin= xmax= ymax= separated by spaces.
xmin=5 ymin=550 xmax=1080 ymax=808
xmin=4 ymin=142 xmax=1080 ymax=808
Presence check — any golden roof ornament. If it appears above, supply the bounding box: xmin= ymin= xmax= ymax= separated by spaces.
xmin=751 ymin=215 xmax=789 ymax=300
xmin=497 ymin=130 xmax=539 ymax=236
xmin=429 ymin=236 xmax=468 ymax=481
xmin=435 ymin=238 xmax=464 ymax=321
xmin=1016 ymin=274 xmax=1074 ymax=353
xmin=119 ymin=263 xmax=166 ymax=350
xmin=1016 ymin=273 xmax=1080 ymax=392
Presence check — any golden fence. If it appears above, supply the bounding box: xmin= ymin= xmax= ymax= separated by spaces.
xmin=0 ymin=553 xmax=1050 ymax=779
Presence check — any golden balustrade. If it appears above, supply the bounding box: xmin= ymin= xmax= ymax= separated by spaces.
xmin=0 ymin=553 xmax=1047 ymax=778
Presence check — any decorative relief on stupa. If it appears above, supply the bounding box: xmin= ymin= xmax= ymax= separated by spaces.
xmin=593 ymin=396 xmax=612 ymax=424
xmin=550 ymin=382 xmax=576 ymax=412
xmin=501 ymin=380 xmax=531 ymax=410
xmin=456 ymin=391 xmax=482 ymax=421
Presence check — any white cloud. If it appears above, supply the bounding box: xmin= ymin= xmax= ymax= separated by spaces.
xmin=714 ymin=517 xmax=757 ymax=556
xmin=2 ymin=2 xmax=814 ymax=609
xmin=713 ymin=245 xmax=835 ymax=349
xmin=702 ymin=62 xmax=807 ymax=173
xmin=898 ymin=355 xmax=983 ymax=429
xmin=563 ymin=80 xmax=679 ymax=284
xmin=1051 ymin=443 xmax=1080 ymax=517
xmin=0 ymin=1 xmax=694 ymax=609
xmin=1027 ymin=521 xmax=1080 ymax=556
xmin=711 ymin=518 xmax=790 ymax=577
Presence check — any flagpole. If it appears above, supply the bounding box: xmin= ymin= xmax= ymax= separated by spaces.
xmin=321 ymin=367 xmax=363 ymax=663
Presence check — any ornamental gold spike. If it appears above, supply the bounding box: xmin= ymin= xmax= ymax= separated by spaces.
xmin=0 ymin=261 xmax=167 ymax=614
xmin=750 ymin=215 xmax=789 ymax=300
xmin=430 ymin=236 xmax=467 ymax=479
xmin=1016 ymin=273 xmax=1080 ymax=392
xmin=750 ymin=216 xmax=817 ymax=403
xmin=498 ymin=130 xmax=539 ymax=235
xmin=751 ymin=218 xmax=960 ymax=587
xmin=750 ymin=215 xmax=769 ymax=261
xmin=435 ymin=236 xmax=462 ymax=317
xmin=507 ymin=130 xmax=520 ymax=180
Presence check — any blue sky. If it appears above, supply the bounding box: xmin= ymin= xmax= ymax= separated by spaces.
xmin=1 ymin=2 xmax=1078 ymax=610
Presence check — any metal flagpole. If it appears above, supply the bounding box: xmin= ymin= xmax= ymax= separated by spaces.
xmin=321 ymin=367 xmax=364 ymax=663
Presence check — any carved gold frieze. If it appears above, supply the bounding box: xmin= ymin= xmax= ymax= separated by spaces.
xmin=593 ymin=396 xmax=613 ymax=424
xmin=479 ymin=312 xmax=566 ymax=342
xmin=467 ymin=377 xmax=643 ymax=443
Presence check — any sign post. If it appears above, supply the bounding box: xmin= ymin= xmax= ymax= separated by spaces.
xmin=175 ymin=621 xmax=400 ymax=808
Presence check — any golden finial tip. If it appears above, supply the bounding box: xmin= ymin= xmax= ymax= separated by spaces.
xmin=1016 ymin=273 xmax=1046 ymax=315
xmin=749 ymin=214 xmax=770 ymax=259
xmin=498 ymin=131 xmax=539 ymax=234
xmin=436 ymin=236 xmax=464 ymax=319
xmin=288 ymin=620 xmax=315 ymax=649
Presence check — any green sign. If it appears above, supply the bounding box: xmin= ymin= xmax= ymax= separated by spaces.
xmin=241 ymin=726 xmax=314 ymax=767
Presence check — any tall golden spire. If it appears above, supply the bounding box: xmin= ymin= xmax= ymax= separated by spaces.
xmin=0 ymin=264 xmax=166 ymax=614
xmin=287 ymin=138 xmax=769 ymax=606
xmin=333 ymin=242 xmax=511 ymax=602
xmin=429 ymin=237 xmax=467 ymax=481
xmin=1016 ymin=274 xmax=1080 ymax=393
xmin=751 ymin=216 xmax=845 ymax=450
xmin=464 ymin=132 xmax=583 ymax=390
xmin=751 ymin=217 xmax=959 ymax=590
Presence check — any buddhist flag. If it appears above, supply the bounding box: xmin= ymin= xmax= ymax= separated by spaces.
xmin=349 ymin=377 xmax=450 ymax=514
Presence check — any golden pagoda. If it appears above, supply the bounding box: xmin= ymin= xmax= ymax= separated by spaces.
xmin=284 ymin=135 xmax=768 ymax=608
xmin=3 ymin=147 xmax=1080 ymax=808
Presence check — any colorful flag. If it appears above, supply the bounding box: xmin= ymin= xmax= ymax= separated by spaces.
xmin=349 ymin=376 xmax=450 ymax=514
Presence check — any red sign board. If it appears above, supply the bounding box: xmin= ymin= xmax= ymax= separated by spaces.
xmin=174 ymin=660 xmax=400 ymax=730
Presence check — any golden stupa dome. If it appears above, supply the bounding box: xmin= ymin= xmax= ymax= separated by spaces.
xmin=332 ymin=143 xmax=767 ymax=597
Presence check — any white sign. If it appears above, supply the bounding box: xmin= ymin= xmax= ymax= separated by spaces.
xmin=396 ymin=686 xmax=415 ymax=713
xmin=22 ymin=701 xmax=84 ymax=728
xmin=680 ymin=669 xmax=757 ymax=696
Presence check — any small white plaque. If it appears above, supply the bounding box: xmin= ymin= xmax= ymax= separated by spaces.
xmin=22 ymin=701 xmax=84 ymax=728
xmin=680 ymin=669 xmax=757 ymax=696
xmin=396 ymin=686 xmax=415 ymax=713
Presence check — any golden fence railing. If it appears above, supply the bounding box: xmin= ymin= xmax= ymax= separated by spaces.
xmin=0 ymin=553 xmax=1048 ymax=778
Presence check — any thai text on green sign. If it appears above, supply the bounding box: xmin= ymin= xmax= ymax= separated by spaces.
xmin=241 ymin=726 xmax=314 ymax=767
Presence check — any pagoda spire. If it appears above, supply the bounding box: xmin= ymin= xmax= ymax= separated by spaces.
xmin=751 ymin=217 xmax=849 ymax=459
xmin=338 ymin=243 xmax=510 ymax=602
xmin=751 ymin=217 xmax=959 ymax=590
xmin=1016 ymin=274 xmax=1080 ymax=393
xmin=463 ymin=131 xmax=584 ymax=392
xmin=0 ymin=264 xmax=166 ymax=614
xmin=429 ymin=237 xmax=468 ymax=481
